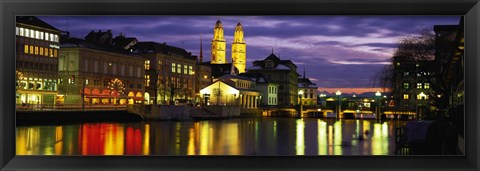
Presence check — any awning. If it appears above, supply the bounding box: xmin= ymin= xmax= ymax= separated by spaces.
xmin=130 ymin=97 xmax=145 ymax=101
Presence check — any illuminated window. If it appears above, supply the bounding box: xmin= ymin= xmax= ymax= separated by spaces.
xmin=171 ymin=63 xmax=176 ymax=73
xmin=177 ymin=64 xmax=181 ymax=73
xmin=39 ymin=47 xmax=44 ymax=56
xmin=50 ymin=34 xmax=54 ymax=42
xmin=144 ymin=60 xmax=150 ymax=70
xmin=30 ymin=29 xmax=34 ymax=38
xmin=25 ymin=28 xmax=30 ymax=37
xmin=403 ymin=72 xmax=409 ymax=77
xmin=184 ymin=65 xmax=188 ymax=74
xmin=54 ymin=35 xmax=59 ymax=42
xmin=403 ymin=94 xmax=409 ymax=100
xmin=145 ymin=75 xmax=150 ymax=87
xmin=16 ymin=27 xmax=19 ymax=35
xmin=54 ymin=49 xmax=58 ymax=57
xmin=34 ymin=46 xmax=38 ymax=55
xmin=35 ymin=30 xmax=40 ymax=39
xmin=45 ymin=33 xmax=49 ymax=41
xmin=40 ymin=32 xmax=44 ymax=40
xmin=417 ymin=83 xmax=422 ymax=89
xmin=189 ymin=66 xmax=193 ymax=75
xmin=424 ymin=83 xmax=430 ymax=89
xmin=19 ymin=28 xmax=24 ymax=36
xmin=29 ymin=46 xmax=34 ymax=54
xmin=49 ymin=49 xmax=53 ymax=57
xmin=396 ymin=62 xmax=400 ymax=66
xmin=24 ymin=45 xmax=28 ymax=54
xmin=403 ymin=82 xmax=409 ymax=89
xmin=44 ymin=48 xmax=48 ymax=56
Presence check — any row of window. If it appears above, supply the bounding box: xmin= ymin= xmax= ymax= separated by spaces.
xmin=17 ymin=78 xmax=57 ymax=91
xmin=61 ymin=77 xmax=143 ymax=89
xmin=238 ymin=81 xmax=252 ymax=89
xmin=23 ymin=45 xmax=58 ymax=57
xmin=171 ymin=63 xmax=194 ymax=75
xmin=16 ymin=27 xmax=59 ymax=42
xmin=268 ymin=86 xmax=277 ymax=94
xmin=403 ymin=71 xmax=431 ymax=77
xmin=82 ymin=60 xmax=142 ymax=78
xmin=403 ymin=94 xmax=430 ymax=100
xmin=17 ymin=61 xmax=57 ymax=72
xmin=268 ymin=96 xmax=277 ymax=104
xmin=403 ymin=82 xmax=430 ymax=89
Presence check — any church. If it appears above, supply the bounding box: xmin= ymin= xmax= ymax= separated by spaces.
xmin=208 ymin=18 xmax=246 ymax=77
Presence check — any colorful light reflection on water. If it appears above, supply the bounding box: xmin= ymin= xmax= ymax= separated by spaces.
xmin=16 ymin=118 xmax=403 ymax=155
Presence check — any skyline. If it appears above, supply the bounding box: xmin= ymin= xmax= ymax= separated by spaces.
xmin=39 ymin=16 xmax=461 ymax=94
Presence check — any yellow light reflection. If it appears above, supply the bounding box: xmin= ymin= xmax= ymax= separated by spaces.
xmin=371 ymin=123 xmax=385 ymax=155
xmin=318 ymin=120 xmax=327 ymax=155
xmin=175 ymin=122 xmax=181 ymax=155
xmin=199 ymin=123 xmax=209 ymax=155
xmin=295 ymin=119 xmax=305 ymax=155
xmin=187 ymin=128 xmax=196 ymax=155
xmin=334 ymin=121 xmax=342 ymax=155
xmin=143 ymin=124 xmax=150 ymax=155
xmin=328 ymin=125 xmax=333 ymax=155
xmin=54 ymin=126 xmax=63 ymax=155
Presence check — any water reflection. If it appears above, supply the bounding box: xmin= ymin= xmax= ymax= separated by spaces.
xmin=16 ymin=118 xmax=402 ymax=155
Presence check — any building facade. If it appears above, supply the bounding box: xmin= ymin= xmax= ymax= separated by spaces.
xmin=200 ymin=74 xmax=260 ymax=108
xmin=211 ymin=19 xmax=226 ymax=64
xmin=132 ymin=42 xmax=197 ymax=105
xmin=58 ymin=37 xmax=145 ymax=106
xmin=298 ymin=72 xmax=318 ymax=106
xmin=240 ymin=73 xmax=278 ymax=106
xmin=231 ymin=22 xmax=246 ymax=73
xmin=247 ymin=53 xmax=299 ymax=106
xmin=391 ymin=59 xmax=435 ymax=119
xmin=16 ymin=16 xmax=61 ymax=108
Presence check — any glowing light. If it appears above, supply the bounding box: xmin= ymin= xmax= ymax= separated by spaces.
xmin=295 ymin=119 xmax=305 ymax=155
xmin=318 ymin=120 xmax=327 ymax=155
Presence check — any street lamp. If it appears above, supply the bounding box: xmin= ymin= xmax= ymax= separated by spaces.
xmin=298 ymin=90 xmax=304 ymax=118
xmin=335 ymin=90 xmax=342 ymax=119
xmin=375 ymin=91 xmax=381 ymax=120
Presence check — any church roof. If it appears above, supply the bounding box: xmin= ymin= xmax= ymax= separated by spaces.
xmin=61 ymin=37 xmax=135 ymax=56
xmin=251 ymin=53 xmax=297 ymax=70
xmin=131 ymin=41 xmax=196 ymax=60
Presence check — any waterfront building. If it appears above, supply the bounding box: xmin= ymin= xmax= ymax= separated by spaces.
xmin=200 ymin=74 xmax=260 ymax=108
xmin=211 ymin=19 xmax=226 ymax=64
xmin=298 ymin=69 xmax=318 ymax=106
xmin=231 ymin=21 xmax=246 ymax=73
xmin=247 ymin=53 xmax=299 ymax=106
xmin=58 ymin=36 xmax=145 ymax=105
xmin=16 ymin=16 xmax=61 ymax=108
xmin=391 ymin=56 xmax=436 ymax=119
xmin=239 ymin=73 xmax=278 ymax=106
xmin=435 ymin=17 xmax=464 ymax=153
xmin=131 ymin=42 xmax=197 ymax=105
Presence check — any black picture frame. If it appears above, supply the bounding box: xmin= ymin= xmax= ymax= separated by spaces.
xmin=1 ymin=0 xmax=479 ymax=170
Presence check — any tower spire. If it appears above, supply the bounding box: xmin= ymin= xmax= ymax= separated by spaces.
xmin=303 ymin=67 xmax=306 ymax=79
xmin=200 ymin=35 xmax=203 ymax=63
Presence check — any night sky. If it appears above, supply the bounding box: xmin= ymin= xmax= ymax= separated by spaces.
xmin=38 ymin=16 xmax=461 ymax=94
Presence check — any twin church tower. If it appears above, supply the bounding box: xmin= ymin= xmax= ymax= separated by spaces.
xmin=209 ymin=18 xmax=246 ymax=73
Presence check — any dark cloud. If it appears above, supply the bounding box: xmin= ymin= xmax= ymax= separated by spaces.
xmin=38 ymin=15 xmax=461 ymax=89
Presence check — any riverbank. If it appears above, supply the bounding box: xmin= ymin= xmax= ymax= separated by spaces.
xmin=16 ymin=110 xmax=143 ymax=126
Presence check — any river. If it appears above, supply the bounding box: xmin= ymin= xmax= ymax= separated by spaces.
xmin=16 ymin=118 xmax=405 ymax=155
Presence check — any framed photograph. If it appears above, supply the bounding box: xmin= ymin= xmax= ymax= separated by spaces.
xmin=1 ymin=0 xmax=479 ymax=170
